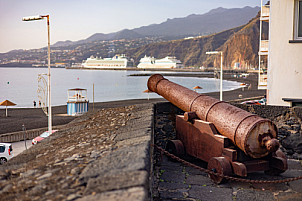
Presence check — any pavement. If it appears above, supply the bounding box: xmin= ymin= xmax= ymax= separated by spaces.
xmin=155 ymin=156 xmax=302 ymax=201
xmin=11 ymin=140 xmax=32 ymax=157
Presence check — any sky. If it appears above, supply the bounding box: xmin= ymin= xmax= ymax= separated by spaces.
xmin=0 ymin=0 xmax=265 ymax=53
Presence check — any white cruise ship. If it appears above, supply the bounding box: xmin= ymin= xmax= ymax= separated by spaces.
xmin=137 ymin=55 xmax=184 ymax=69
xmin=82 ymin=54 xmax=128 ymax=68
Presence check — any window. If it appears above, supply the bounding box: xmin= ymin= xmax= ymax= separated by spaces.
xmin=294 ymin=0 xmax=302 ymax=39
xmin=0 ymin=146 xmax=5 ymax=153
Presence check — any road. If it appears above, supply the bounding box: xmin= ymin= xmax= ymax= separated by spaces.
xmin=11 ymin=140 xmax=32 ymax=157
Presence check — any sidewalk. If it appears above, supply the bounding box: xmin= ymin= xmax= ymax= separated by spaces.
xmin=11 ymin=140 xmax=32 ymax=157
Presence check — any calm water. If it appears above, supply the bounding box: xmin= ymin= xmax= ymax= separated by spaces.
xmin=0 ymin=68 xmax=242 ymax=108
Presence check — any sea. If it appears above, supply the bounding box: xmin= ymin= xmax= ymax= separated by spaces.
xmin=0 ymin=67 xmax=243 ymax=108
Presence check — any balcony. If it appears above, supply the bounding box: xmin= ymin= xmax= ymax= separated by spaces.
xmin=259 ymin=40 xmax=269 ymax=54
xmin=261 ymin=5 xmax=270 ymax=21
xmin=258 ymin=73 xmax=267 ymax=89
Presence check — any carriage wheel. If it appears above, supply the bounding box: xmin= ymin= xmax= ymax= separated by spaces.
xmin=264 ymin=149 xmax=288 ymax=176
xmin=165 ymin=140 xmax=185 ymax=157
xmin=207 ymin=157 xmax=232 ymax=184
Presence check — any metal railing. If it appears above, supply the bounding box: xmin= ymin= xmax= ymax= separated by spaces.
xmin=0 ymin=128 xmax=47 ymax=143
xmin=261 ymin=5 xmax=270 ymax=18
xmin=260 ymin=40 xmax=269 ymax=52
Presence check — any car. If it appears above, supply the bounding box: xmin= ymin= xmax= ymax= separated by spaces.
xmin=32 ymin=130 xmax=58 ymax=145
xmin=0 ymin=143 xmax=13 ymax=164
xmin=241 ymin=100 xmax=261 ymax=105
xmin=258 ymin=98 xmax=267 ymax=105
xmin=241 ymin=98 xmax=267 ymax=105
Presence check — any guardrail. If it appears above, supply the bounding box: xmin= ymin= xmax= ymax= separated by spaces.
xmin=0 ymin=128 xmax=47 ymax=143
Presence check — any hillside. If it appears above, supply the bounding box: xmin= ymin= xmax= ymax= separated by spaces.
xmin=52 ymin=29 xmax=144 ymax=47
xmin=123 ymin=13 xmax=266 ymax=68
xmin=221 ymin=13 xmax=268 ymax=68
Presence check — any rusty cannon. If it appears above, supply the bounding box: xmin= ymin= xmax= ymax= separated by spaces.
xmin=148 ymin=74 xmax=288 ymax=184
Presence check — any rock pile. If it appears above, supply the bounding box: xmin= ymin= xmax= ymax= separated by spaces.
xmin=275 ymin=111 xmax=302 ymax=159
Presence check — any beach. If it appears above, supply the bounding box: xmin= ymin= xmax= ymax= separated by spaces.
xmin=0 ymin=72 xmax=265 ymax=135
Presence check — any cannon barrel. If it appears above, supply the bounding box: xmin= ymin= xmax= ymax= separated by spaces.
xmin=148 ymin=74 xmax=279 ymax=158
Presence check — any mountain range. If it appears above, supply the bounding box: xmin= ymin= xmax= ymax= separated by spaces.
xmin=123 ymin=11 xmax=266 ymax=68
xmin=52 ymin=6 xmax=260 ymax=47
xmin=1 ymin=6 xmax=264 ymax=69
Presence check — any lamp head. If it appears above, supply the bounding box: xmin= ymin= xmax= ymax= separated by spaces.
xmin=22 ymin=15 xmax=43 ymax=21
xmin=206 ymin=51 xmax=220 ymax=55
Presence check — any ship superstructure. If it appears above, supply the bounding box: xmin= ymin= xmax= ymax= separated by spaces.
xmin=137 ymin=55 xmax=184 ymax=68
xmin=82 ymin=54 xmax=128 ymax=68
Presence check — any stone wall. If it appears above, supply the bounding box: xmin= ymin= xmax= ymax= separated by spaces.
xmin=0 ymin=104 xmax=155 ymax=201
xmin=78 ymin=104 xmax=155 ymax=201
xmin=232 ymin=103 xmax=302 ymax=159
xmin=153 ymin=102 xmax=183 ymax=149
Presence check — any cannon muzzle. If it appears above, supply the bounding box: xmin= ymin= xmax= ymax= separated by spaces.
xmin=148 ymin=74 xmax=279 ymax=158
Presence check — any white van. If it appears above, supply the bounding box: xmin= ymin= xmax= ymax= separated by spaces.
xmin=0 ymin=143 xmax=13 ymax=164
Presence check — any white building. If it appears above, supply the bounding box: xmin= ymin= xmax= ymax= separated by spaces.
xmin=267 ymin=0 xmax=302 ymax=106
xmin=258 ymin=0 xmax=269 ymax=90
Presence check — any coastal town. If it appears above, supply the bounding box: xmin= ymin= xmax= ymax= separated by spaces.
xmin=1 ymin=0 xmax=302 ymax=201
xmin=0 ymin=37 xmax=166 ymax=68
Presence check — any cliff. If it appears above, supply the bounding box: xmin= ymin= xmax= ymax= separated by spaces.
xmin=124 ymin=13 xmax=267 ymax=68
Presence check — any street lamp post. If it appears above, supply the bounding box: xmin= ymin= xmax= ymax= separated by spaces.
xmin=23 ymin=15 xmax=52 ymax=134
xmin=206 ymin=51 xmax=223 ymax=101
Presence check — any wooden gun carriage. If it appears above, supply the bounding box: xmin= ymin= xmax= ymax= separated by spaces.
xmin=148 ymin=74 xmax=288 ymax=183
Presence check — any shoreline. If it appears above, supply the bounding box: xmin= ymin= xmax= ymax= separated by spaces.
xmin=2 ymin=70 xmax=257 ymax=109
xmin=0 ymin=66 xmax=252 ymax=74
xmin=0 ymin=73 xmax=265 ymax=135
